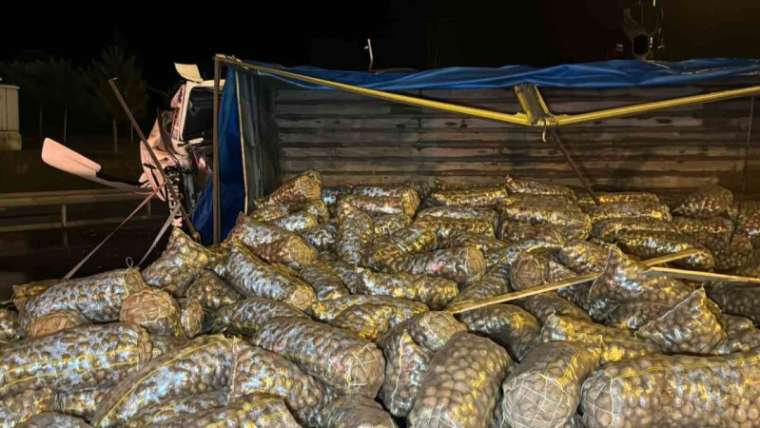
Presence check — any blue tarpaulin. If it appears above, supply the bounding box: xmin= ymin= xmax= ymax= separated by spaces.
xmin=192 ymin=58 xmax=760 ymax=243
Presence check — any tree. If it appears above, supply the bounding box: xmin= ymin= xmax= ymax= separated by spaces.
xmin=85 ymin=45 xmax=149 ymax=152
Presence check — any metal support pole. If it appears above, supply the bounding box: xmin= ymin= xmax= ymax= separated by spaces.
xmin=212 ymin=57 xmax=222 ymax=244
xmin=107 ymin=79 xmax=199 ymax=241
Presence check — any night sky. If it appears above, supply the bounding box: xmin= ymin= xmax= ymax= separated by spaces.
xmin=3 ymin=0 xmax=760 ymax=91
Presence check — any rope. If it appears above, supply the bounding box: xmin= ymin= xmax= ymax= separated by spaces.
xmin=63 ymin=191 xmax=156 ymax=280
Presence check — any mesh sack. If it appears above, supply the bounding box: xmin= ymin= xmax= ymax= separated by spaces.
xmin=426 ymin=186 xmax=510 ymax=208
xmin=510 ymin=250 xmax=557 ymax=291
xmin=577 ymin=191 xmax=660 ymax=211
xmin=355 ymin=269 xmax=459 ymax=309
xmin=16 ymin=412 xmax=91 ymax=428
xmin=408 ymin=332 xmax=511 ymax=428
xmin=226 ymin=216 xmax=316 ymax=269
xmin=0 ymin=309 xmax=20 ymax=341
xmin=93 ymin=335 xmax=237 ymax=427
xmin=120 ymin=390 xmax=228 ymax=428
xmin=457 ymin=304 xmax=540 ymax=361
xmin=26 ymin=309 xmax=89 ymax=339
xmin=601 ymin=301 xmax=673 ymax=330
xmin=230 ymin=343 xmax=325 ymax=427
xmin=298 ymin=261 xmax=350 ymax=301
xmin=417 ymin=206 xmax=499 ymax=228
xmin=11 ymin=279 xmax=57 ymax=316
xmin=271 ymin=210 xmax=320 ymax=232
xmin=414 ymin=217 xmax=496 ymax=242
xmin=500 ymin=342 xmax=600 ymax=428
xmin=387 ymin=246 xmax=486 ymax=285
xmin=447 ymin=269 xmax=509 ymax=308
xmin=320 ymin=394 xmax=397 ymax=428
xmin=515 ymin=292 xmax=591 ymax=324
xmin=446 ymin=232 xmax=507 ymax=267
xmin=310 ymin=294 xmax=428 ymax=323
xmin=351 ymin=185 xmax=420 ymax=213
xmin=379 ymin=326 xmax=430 ymax=417
xmin=590 ymin=217 xmax=675 ymax=242
xmin=672 ymin=215 xmax=734 ymax=238
xmin=707 ymin=283 xmax=760 ymax=324
xmin=301 ymin=199 xmax=331 ymax=223
xmin=298 ymin=223 xmax=338 ymax=252
xmin=712 ymin=315 xmax=760 ymax=355
xmin=0 ymin=388 xmax=56 ymax=428
xmin=499 ymin=195 xmax=591 ymax=240
xmin=540 ymin=314 xmax=659 ymax=364
xmin=141 ymin=228 xmax=215 ymax=295
xmin=185 ymin=270 xmax=242 ymax=310
xmin=734 ymin=249 xmax=760 ymax=277
xmin=557 ymin=240 xmax=610 ymax=273
xmin=581 ymin=350 xmax=760 ymax=428
xmin=333 ymin=303 xmax=395 ymax=342
xmin=223 ymin=243 xmax=315 ymax=311
xmin=24 ymin=268 xmax=146 ymax=323
xmin=636 ymin=288 xmax=726 ymax=354
xmin=672 ymin=185 xmax=733 ymax=218
xmin=120 ymin=289 xmax=182 ymax=336
xmin=336 ymin=202 xmax=374 ymax=266
xmin=587 ymin=201 xmax=672 ymax=223
xmin=0 ymin=323 xmax=152 ymax=397
xmin=162 ymin=393 xmax=301 ymax=428
xmin=178 ymin=298 xmax=204 ymax=338
xmin=365 ymin=225 xmax=438 ymax=271
xmin=700 ymin=232 xmax=754 ymax=272
xmin=56 ymin=387 xmax=109 ymax=421
xmin=256 ymin=169 xmax=322 ymax=210
xmin=250 ymin=203 xmax=290 ymax=222
xmin=408 ymin=311 xmax=468 ymax=352
xmin=340 ymin=193 xmax=418 ymax=217
xmin=251 ymin=317 xmax=385 ymax=397
xmin=210 ymin=297 xmax=307 ymax=336
xmin=374 ymin=213 xmax=413 ymax=237
xmin=735 ymin=199 xmax=760 ymax=243
xmin=504 ymin=175 xmax=576 ymax=198
xmin=322 ymin=186 xmax=353 ymax=208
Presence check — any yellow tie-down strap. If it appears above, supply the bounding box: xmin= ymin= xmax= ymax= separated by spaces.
xmin=216 ymin=55 xmax=760 ymax=128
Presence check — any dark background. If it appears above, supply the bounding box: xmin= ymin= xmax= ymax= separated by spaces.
xmin=3 ymin=0 xmax=760 ymax=92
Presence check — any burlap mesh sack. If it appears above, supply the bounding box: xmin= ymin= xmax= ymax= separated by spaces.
xmin=707 ymin=283 xmax=760 ymax=324
xmin=355 ymin=269 xmax=459 ymax=309
xmin=162 ymin=393 xmax=301 ymax=428
xmin=332 ymin=303 xmax=395 ymax=342
xmin=141 ymin=228 xmax=215 ymax=295
xmin=26 ymin=309 xmax=89 ymax=339
xmin=366 ymin=225 xmax=439 ymax=270
xmin=734 ymin=249 xmax=760 ymax=277
xmin=581 ymin=350 xmax=760 ymax=428
xmin=24 ymin=268 xmax=146 ymax=323
xmin=699 ymin=232 xmax=754 ymax=272
xmin=374 ymin=213 xmax=413 ymax=237
xmin=417 ymin=206 xmax=499 ymax=228
xmin=735 ymin=199 xmax=760 ymax=243
xmin=380 ymin=326 xmax=431 ymax=417
xmin=712 ymin=315 xmax=760 ymax=355
xmin=388 ymin=245 xmax=486 ymax=285
xmin=673 ymin=215 xmax=734 ymax=238
xmin=0 ymin=388 xmax=56 ymax=428
xmin=185 ymin=270 xmax=241 ymax=310
xmin=350 ymin=185 xmax=420 ymax=214
xmin=230 ymin=343 xmax=325 ymax=427
xmin=11 ymin=278 xmax=58 ymax=317
xmin=446 ymin=232 xmax=507 ymax=266
xmin=557 ymin=240 xmax=609 ymax=273
xmin=504 ymin=175 xmax=576 ymax=198
xmin=510 ymin=250 xmax=556 ymax=291
xmin=321 ymin=394 xmax=397 ymax=428
xmin=637 ymin=288 xmax=726 ymax=354
xmin=301 ymin=199 xmax=331 ymax=223
xmin=223 ymin=243 xmax=315 ymax=311
xmin=16 ymin=412 xmax=91 ymax=428
xmin=271 ymin=210 xmax=320 ymax=232
xmin=178 ymin=298 xmax=204 ymax=338
xmin=414 ymin=217 xmax=496 ymax=243
xmin=426 ymin=186 xmax=510 ymax=208
xmin=515 ymin=292 xmax=591 ymax=324
xmin=447 ymin=269 xmax=510 ymax=308
xmin=0 ymin=308 xmax=20 ymax=341
xmin=93 ymin=335 xmax=236 ymax=427
xmin=457 ymin=304 xmax=540 ymax=361
xmin=587 ymin=201 xmax=672 ymax=224
xmin=590 ymin=217 xmax=675 ymax=242
xmin=256 ymin=169 xmax=322 ymax=210
xmin=298 ymin=223 xmax=338 ymax=251
xmin=672 ymin=184 xmax=733 ymax=218
xmin=310 ymin=294 xmax=428 ymax=323
xmin=540 ymin=314 xmax=659 ymax=364
xmin=226 ymin=216 xmax=316 ymax=269
xmin=298 ymin=261 xmax=350 ymax=301
xmin=499 ymin=195 xmax=591 ymax=240
xmin=0 ymin=323 xmax=152 ymax=397
xmin=408 ymin=332 xmax=511 ymax=428
xmin=601 ymin=301 xmax=673 ymax=330
xmin=577 ymin=191 xmax=660 ymax=211
xmin=340 ymin=194 xmax=418 ymax=217
xmin=408 ymin=311 xmax=467 ymax=352
xmin=210 ymin=297 xmax=306 ymax=336
xmin=321 ymin=186 xmax=353 ymax=209
xmin=336 ymin=201 xmax=374 ymax=266
xmin=500 ymin=342 xmax=600 ymax=428
xmin=250 ymin=203 xmax=290 ymax=222
xmin=120 ymin=288 xmax=182 ymax=336
xmin=121 ymin=390 xmax=228 ymax=428
xmin=56 ymin=387 xmax=109 ymax=420
xmin=252 ymin=317 xmax=385 ymax=397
